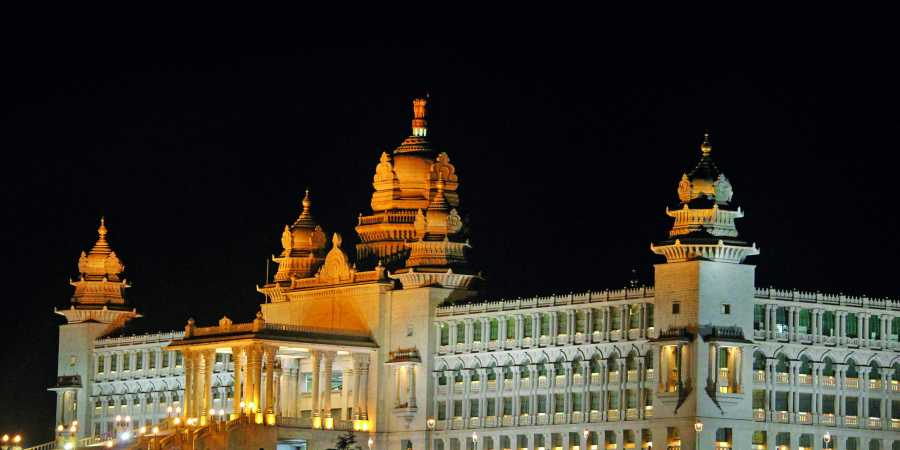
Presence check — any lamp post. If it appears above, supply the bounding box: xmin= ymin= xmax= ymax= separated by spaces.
xmin=426 ymin=417 xmax=436 ymax=450
xmin=583 ymin=429 xmax=590 ymax=450
xmin=472 ymin=432 xmax=478 ymax=450
xmin=693 ymin=421 xmax=703 ymax=450
xmin=823 ymin=433 xmax=831 ymax=450
xmin=368 ymin=437 xmax=374 ymax=450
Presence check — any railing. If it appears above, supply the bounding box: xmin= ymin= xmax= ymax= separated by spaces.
xmin=753 ymin=371 xmax=766 ymax=383
xmin=869 ymin=379 xmax=882 ymax=390
xmin=644 ymin=406 xmax=653 ymax=418
xmin=502 ymin=415 xmax=514 ymax=426
xmin=485 ymin=378 xmax=496 ymax=390
xmin=522 ymin=337 xmax=534 ymax=348
xmin=539 ymin=336 xmax=552 ymax=346
xmin=820 ymin=414 xmax=836 ymax=426
xmin=773 ymin=411 xmax=789 ymax=423
xmin=455 ymin=343 xmax=466 ymax=353
xmin=608 ymin=372 xmax=620 ymax=383
xmin=518 ymin=414 xmax=530 ymax=426
xmin=275 ymin=416 xmax=353 ymax=430
xmin=893 ymin=380 xmax=900 ymax=392
xmin=470 ymin=380 xmax=481 ymax=392
xmin=718 ymin=368 xmax=729 ymax=380
xmin=798 ymin=412 xmax=812 ymax=424
xmin=469 ymin=417 xmax=480 ymax=427
xmin=823 ymin=376 xmax=836 ymax=387
xmin=645 ymin=369 xmax=656 ymax=381
xmin=555 ymin=374 xmax=567 ymax=386
xmin=573 ymin=374 xmax=584 ymax=386
xmin=438 ymin=345 xmax=451 ymax=354
xmin=627 ymin=370 xmax=639 ymax=382
xmin=610 ymin=330 xmax=622 ymax=341
xmin=536 ymin=413 xmax=549 ymax=425
xmin=435 ymin=287 xmax=656 ymax=317
xmin=753 ymin=409 xmax=765 ymax=421
xmin=24 ymin=442 xmax=57 ymax=450
xmin=520 ymin=378 xmax=531 ymax=389
xmin=845 ymin=416 xmax=858 ymax=427
xmin=591 ymin=373 xmax=602 ymax=385
xmin=553 ymin=412 xmax=566 ymax=424
xmin=867 ymin=417 xmax=882 ymax=429
xmin=572 ymin=411 xmax=583 ymax=423
xmin=892 ymin=418 xmax=900 ymax=430
xmin=454 ymin=382 xmax=464 ymax=394
xmin=484 ymin=416 xmax=497 ymax=427
xmin=557 ymin=335 xmax=570 ymax=345
xmin=798 ymin=374 xmax=813 ymax=385
xmin=607 ymin=409 xmax=620 ymax=421
xmin=451 ymin=417 xmax=464 ymax=429
xmin=503 ymin=379 xmax=513 ymax=390
xmin=437 ymin=384 xmax=448 ymax=395
xmin=538 ymin=376 xmax=549 ymax=388
xmin=776 ymin=373 xmax=790 ymax=384
xmin=625 ymin=408 xmax=638 ymax=420
xmin=845 ymin=377 xmax=860 ymax=389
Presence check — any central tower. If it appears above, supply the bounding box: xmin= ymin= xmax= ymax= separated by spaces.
xmin=649 ymin=135 xmax=758 ymax=450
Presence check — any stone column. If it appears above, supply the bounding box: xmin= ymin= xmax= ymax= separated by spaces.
xmin=310 ymin=351 xmax=321 ymax=418
xmin=193 ymin=352 xmax=204 ymax=419
xmin=322 ymin=352 xmax=335 ymax=418
xmin=585 ymin=308 xmax=594 ymax=341
xmin=812 ymin=309 xmax=820 ymax=343
xmin=182 ymin=350 xmax=192 ymax=418
xmin=231 ymin=347 xmax=243 ymax=416
xmin=264 ymin=347 xmax=276 ymax=414
xmin=248 ymin=346 xmax=262 ymax=412
xmin=355 ymin=353 xmax=370 ymax=419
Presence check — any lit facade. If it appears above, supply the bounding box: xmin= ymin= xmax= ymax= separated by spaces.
xmin=49 ymin=102 xmax=900 ymax=450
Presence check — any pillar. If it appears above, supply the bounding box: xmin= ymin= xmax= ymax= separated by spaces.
xmin=264 ymin=346 xmax=276 ymax=414
xmin=182 ymin=350 xmax=192 ymax=418
xmin=310 ymin=350 xmax=321 ymax=418
xmin=322 ymin=351 xmax=335 ymax=418
xmin=249 ymin=345 xmax=262 ymax=412
xmin=203 ymin=350 xmax=214 ymax=420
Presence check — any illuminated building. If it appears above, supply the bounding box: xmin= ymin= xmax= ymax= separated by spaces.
xmin=48 ymin=101 xmax=900 ymax=450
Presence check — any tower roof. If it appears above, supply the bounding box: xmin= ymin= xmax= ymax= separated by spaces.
xmin=77 ymin=217 xmax=124 ymax=282
xmin=393 ymin=97 xmax=433 ymax=154
xmin=677 ymin=133 xmax=733 ymax=206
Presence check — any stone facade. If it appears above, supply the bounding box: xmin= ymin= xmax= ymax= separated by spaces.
xmin=49 ymin=104 xmax=900 ymax=450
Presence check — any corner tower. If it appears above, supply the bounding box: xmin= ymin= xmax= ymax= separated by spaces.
xmin=52 ymin=219 xmax=140 ymax=438
xmin=649 ymin=135 xmax=758 ymax=450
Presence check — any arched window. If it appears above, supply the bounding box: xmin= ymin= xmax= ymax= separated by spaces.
xmin=775 ymin=354 xmax=789 ymax=374
xmin=800 ymin=356 xmax=813 ymax=375
xmin=846 ymin=360 xmax=859 ymax=379
xmin=822 ymin=358 xmax=835 ymax=377
xmin=753 ymin=352 xmax=766 ymax=371
xmin=869 ymin=362 xmax=881 ymax=380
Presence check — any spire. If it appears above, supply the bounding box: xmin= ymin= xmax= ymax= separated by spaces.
xmin=90 ymin=216 xmax=112 ymax=255
xmin=301 ymin=188 xmax=312 ymax=217
xmin=292 ymin=188 xmax=316 ymax=228
xmin=412 ymin=97 xmax=428 ymax=137
xmin=428 ymin=176 xmax=449 ymax=210
xmin=700 ymin=131 xmax=712 ymax=156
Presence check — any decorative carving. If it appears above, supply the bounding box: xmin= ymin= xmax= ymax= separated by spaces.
xmin=317 ymin=233 xmax=353 ymax=283
xmin=714 ymin=174 xmax=733 ymax=203
xmin=677 ymin=173 xmax=692 ymax=203
xmin=281 ymin=225 xmax=292 ymax=251
xmin=429 ymin=152 xmax=458 ymax=184
xmin=374 ymin=152 xmax=398 ymax=184
xmin=447 ymin=209 xmax=463 ymax=234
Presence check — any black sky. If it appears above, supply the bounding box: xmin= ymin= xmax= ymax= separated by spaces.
xmin=1 ymin=27 xmax=898 ymax=443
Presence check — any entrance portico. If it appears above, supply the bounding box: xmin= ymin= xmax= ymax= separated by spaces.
xmin=167 ymin=312 xmax=376 ymax=429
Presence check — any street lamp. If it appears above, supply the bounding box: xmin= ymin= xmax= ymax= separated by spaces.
xmin=426 ymin=417 xmax=436 ymax=450
xmin=472 ymin=432 xmax=478 ymax=450
xmin=583 ymin=429 xmax=590 ymax=450
xmin=368 ymin=437 xmax=374 ymax=450
xmin=823 ymin=433 xmax=831 ymax=450
xmin=693 ymin=421 xmax=703 ymax=450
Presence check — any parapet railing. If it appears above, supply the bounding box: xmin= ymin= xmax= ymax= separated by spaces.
xmin=755 ymin=288 xmax=900 ymax=310
xmin=436 ymin=287 xmax=655 ymax=316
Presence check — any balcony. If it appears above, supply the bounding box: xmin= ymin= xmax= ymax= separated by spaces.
xmin=437 ymin=385 xmax=448 ymax=395
xmin=798 ymin=374 xmax=813 ymax=385
xmin=892 ymin=419 xmax=900 ymax=430
xmin=797 ymin=412 xmax=812 ymax=424
xmin=484 ymin=416 xmax=497 ymax=428
xmin=591 ymin=373 xmax=602 ymax=385
xmin=845 ymin=416 xmax=859 ymax=427
xmin=773 ymin=411 xmax=789 ymax=423
xmin=503 ymin=379 xmax=513 ymax=390
xmin=847 ymin=337 xmax=860 ymax=347
xmin=775 ymin=373 xmax=790 ymax=384
xmin=753 ymin=409 xmax=765 ymax=421
xmin=644 ymin=405 xmax=653 ymax=418
xmin=645 ymin=369 xmax=656 ymax=381
xmin=487 ymin=341 xmax=498 ymax=351
xmin=471 ymin=342 xmax=484 ymax=352
xmin=775 ymin=331 xmax=788 ymax=341
xmin=438 ymin=345 xmax=451 ymax=354
xmin=455 ymin=343 xmax=467 ymax=353
xmin=627 ymin=370 xmax=639 ymax=382
xmin=608 ymin=372 xmax=620 ymax=383
xmin=798 ymin=333 xmax=813 ymax=344
xmin=820 ymin=414 xmax=836 ymax=426
xmin=522 ymin=337 xmax=534 ymax=348
xmin=451 ymin=417 xmax=464 ymax=429
xmin=553 ymin=412 xmax=566 ymax=424
xmin=753 ymin=329 xmax=766 ymax=340
xmin=607 ymin=409 xmax=620 ymax=421
xmin=536 ymin=413 xmax=549 ymax=425
xmin=538 ymin=376 xmax=549 ymax=388
xmin=469 ymin=417 xmax=481 ymax=428
xmin=822 ymin=376 xmax=836 ymax=387
xmin=589 ymin=410 xmax=601 ymax=422
xmin=502 ymin=415 xmax=514 ymax=427
xmin=592 ymin=331 xmax=602 ymax=342
xmin=571 ymin=411 xmax=583 ymax=423
xmin=574 ymin=333 xmax=585 ymax=344
xmin=869 ymin=379 xmax=882 ymax=390
xmin=822 ymin=335 xmax=837 ymax=345
xmin=558 ymin=335 xmax=570 ymax=345
xmin=519 ymin=414 xmax=530 ymax=425
xmin=454 ymin=382 xmax=464 ymax=394
xmin=867 ymin=417 xmax=882 ymax=429
xmin=628 ymin=329 xmax=642 ymax=340
xmin=845 ymin=377 xmax=859 ymax=389
xmin=625 ymin=408 xmax=638 ymax=420
xmin=573 ymin=374 xmax=584 ymax=386
xmin=555 ymin=374 xmax=567 ymax=386
xmin=470 ymin=380 xmax=481 ymax=393
xmin=486 ymin=380 xmax=497 ymax=391
xmin=539 ymin=336 xmax=552 ymax=347
xmin=610 ymin=330 xmax=622 ymax=341
xmin=753 ymin=371 xmax=766 ymax=383
xmin=520 ymin=378 xmax=531 ymax=389
xmin=505 ymin=338 xmax=517 ymax=349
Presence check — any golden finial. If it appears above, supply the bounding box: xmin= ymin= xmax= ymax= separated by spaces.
xmin=412 ymin=97 xmax=428 ymax=137
xmin=700 ymin=131 xmax=712 ymax=156
xmin=302 ymin=188 xmax=311 ymax=213
xmin=98 ymin=216 xmax=108 ymax=237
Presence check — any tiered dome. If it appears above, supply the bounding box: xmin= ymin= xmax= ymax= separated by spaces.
xmin=651 ymin=134 xmax=759 ymax=263
xmin=356 ymin=98 xmax=462 ymax=270
xmin=71 ymin=218 xmax=129 ymax=305
xmin=273 ymin=189 xmax=328 ymax=281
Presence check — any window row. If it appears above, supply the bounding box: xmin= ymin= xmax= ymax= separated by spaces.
xmin=96 ymin=351 xmax=184 ymax=374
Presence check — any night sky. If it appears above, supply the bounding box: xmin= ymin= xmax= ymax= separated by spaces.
xmin=1 ymin=30 xmax=898 ymax=443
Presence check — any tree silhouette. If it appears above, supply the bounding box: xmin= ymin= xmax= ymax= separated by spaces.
xmin=335 ymin=430 xmax=360 ymax=450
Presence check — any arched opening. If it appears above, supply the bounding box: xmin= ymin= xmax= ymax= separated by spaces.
xmin=799 ymin=356 xmax=813 ymax=384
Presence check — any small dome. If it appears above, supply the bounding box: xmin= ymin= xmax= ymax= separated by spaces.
xmin=677 ymin=133 xmax=733 ymax=205
xmin=77 ymin=217 xmax=124 ymax=281
xmin=281 ymin=189 xmax=327 ymax=255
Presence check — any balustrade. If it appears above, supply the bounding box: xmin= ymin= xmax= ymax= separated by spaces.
xmin=625 ymin=408 xmax=638 ymax=420
xmin=753 ymin=370 xmax=766 ymax=383
xmin=798 ymin=374 xmax=812 ymax=385
xmin=823 ymin=376 xmax=836 ymax=387
xmin=644 ymin=405 xmax=653 ymax=418
xmin=820 ymin=414 xmax=836 ymax=426
xmin=867 ymin=417 xmax=882 ymax=429
xmin=845 ymin=416 xmax=858 ymax=427
xmin=753 ymin=409 xmax=765 ymax=421
xmin=798 ymin=412 xmax=812 ymax=424
xmin=845 ymin=377 xmax=859 ymax=389
xmin=553 ymin=412 xmax=566 ymax=424
xmin=607 ymin=409 xmax=620 ymax=421
xmin=608 ymin=371 xmax=620 ymax=383
xmin=774 ymin=411 xmax=789 ymax=423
